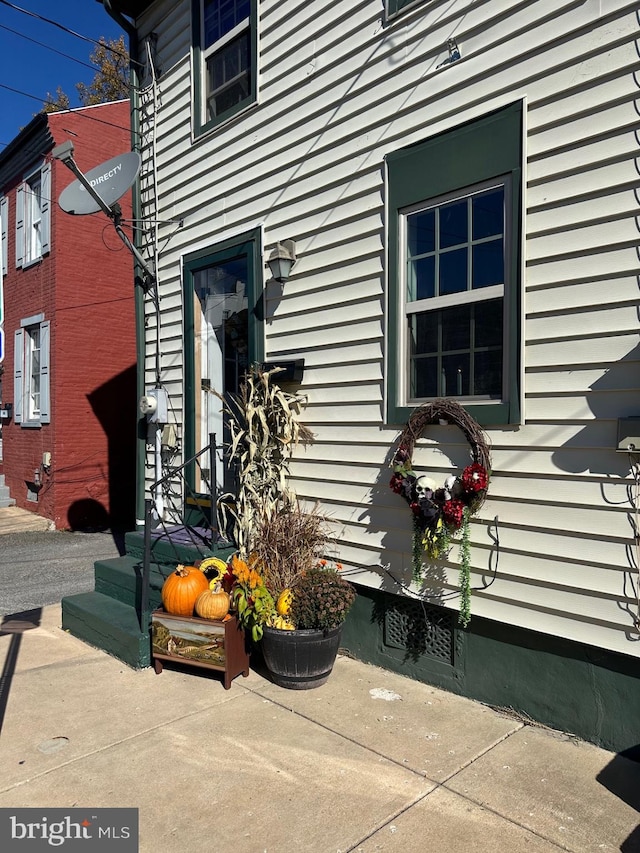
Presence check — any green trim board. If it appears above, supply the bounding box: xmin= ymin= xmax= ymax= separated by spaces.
xmin=341 ymin=585 xmax=640 ymax=755
xmin=385 ymin=102 xmax=523 ymax=427
xmin=386 ymin=0 xmax=426 ymax=20
xmin=183 ymin=227 xmax=264 ymax=480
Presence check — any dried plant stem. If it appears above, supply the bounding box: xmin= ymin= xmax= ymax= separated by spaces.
xmin=257 ymin=503 xmax=334 ymax=599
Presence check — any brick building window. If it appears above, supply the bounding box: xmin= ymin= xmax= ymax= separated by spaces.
xmin=16 ymin=162 xmax=51 ymax=268
xmin=14 ymin=315 xmax=50 ymax=426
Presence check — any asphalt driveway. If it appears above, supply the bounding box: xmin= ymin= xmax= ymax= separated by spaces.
xmin=0 ymin=529 xmax=120 ymax=615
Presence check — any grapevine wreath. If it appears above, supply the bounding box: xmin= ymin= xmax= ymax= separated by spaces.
xmin=389 ymin=399 xmax=491 ymax=626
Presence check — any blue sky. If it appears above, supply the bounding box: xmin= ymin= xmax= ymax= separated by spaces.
xmin=0 ymin=0 xmax=124 ymax=151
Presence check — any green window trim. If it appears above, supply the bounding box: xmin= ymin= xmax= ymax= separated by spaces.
xmin=386 ymin=0 xmax=425 ymax=20
xmin=386 ymin=102 xmax=523 ymax=427
xmin=192 ymin=0 xmax=258 ymax=138
xmin=183 ymin=228 xmax=264 ymax=466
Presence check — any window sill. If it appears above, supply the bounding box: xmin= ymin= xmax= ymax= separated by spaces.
xmin=21 ymin=255 xmax=46 ymax=270
xmin=387 ymin=401 xmax=514 ymax=428
xmin=19 ymin=420 xmax=43 ymax=429
xmin=193 ymin=98 xmax=257 ymax=142
xmin=385 ymin=0 xmax=433 ymax=26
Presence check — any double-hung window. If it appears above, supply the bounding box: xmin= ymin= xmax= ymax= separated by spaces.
xmin=16 ymin=162 xmax=51 ymax=268
xmin=387 ymin=103 xmax=523 ymax=426
xmin=26 ymin=173 xmax=42 ymax=262
xmin=14 ymin=314 xmax=51 ymax=426
xmin=193 ymin=0 xmax=257 ymax=135
xmin=404 ymin=181 xmax=507 ymax=400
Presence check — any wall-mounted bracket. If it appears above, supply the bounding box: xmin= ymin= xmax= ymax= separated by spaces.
xmin=616 ymin=418 xmax=640 ymax=452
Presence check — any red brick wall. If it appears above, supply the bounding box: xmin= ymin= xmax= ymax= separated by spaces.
xmin=1 ymin=101 xmax=137 ymax=530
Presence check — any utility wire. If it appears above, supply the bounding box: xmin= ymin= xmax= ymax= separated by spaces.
xmin=0 ymin=21 xmax=139 ymax=96
xmin=0 ymin=24 xmax=99 ymax=71
xmin=0 ymin=0 xmax=137 ymax=64
xmin=0 ymin=82 xmax=137 ymax=138
xmin=0 ymin=21 xmax=99 ymax=74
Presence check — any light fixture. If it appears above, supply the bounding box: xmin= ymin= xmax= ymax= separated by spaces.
xmin=267 ymin=239 xmax=296 ymax=283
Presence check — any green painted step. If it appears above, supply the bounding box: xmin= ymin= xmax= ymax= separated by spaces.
xmin=94 ymin=555 xmax=171 ymax=610
xmin=124 ymin=530 xmax=235 ymax=567
xmin=62 ymin=591 xmax=151 ymax=669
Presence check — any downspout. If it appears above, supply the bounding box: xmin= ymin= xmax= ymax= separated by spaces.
xmin=102 ymin=1 xmax=146 ymax=530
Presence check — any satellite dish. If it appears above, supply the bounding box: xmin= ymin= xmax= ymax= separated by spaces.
xmin=58 ymin=151 xmax=141 ymax=215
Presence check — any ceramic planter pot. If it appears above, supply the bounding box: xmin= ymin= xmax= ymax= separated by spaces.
xmin=261 ymin=624 xmax=343 ymax=689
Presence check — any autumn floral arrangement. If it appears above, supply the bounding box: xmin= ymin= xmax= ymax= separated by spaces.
xmin=226 ymin=553 xmax=275 ymax=643
xmin=216 ymin=366 xmax=355 ymax=641
xmin=390 ymin=399 xmax=491 ymax=626
xmin=222 ymin=552 xmax=355 ymax=640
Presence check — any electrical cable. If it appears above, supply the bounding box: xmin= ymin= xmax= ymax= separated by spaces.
xmin=631 ymin=455 xmax=640 ymax=630
xmin=0 ymin=22 xmax=140 ymax=97
xmin=0 ymin=0 xmax=140 ymax=65
xmin=146 ymin=37 xmax=162 ymax=386
xmin=0 ymin=21 xmax=98 ymax=73
xmin=0 ymin=82 xmax=138 ymax=139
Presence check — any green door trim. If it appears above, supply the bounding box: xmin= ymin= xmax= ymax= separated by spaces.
xmin=183 ymin=228 xmax=264 ymax=476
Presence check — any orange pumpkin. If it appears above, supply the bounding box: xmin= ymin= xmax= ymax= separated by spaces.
xmin=161 ymin=564 xmax=209 ymax=617
xmin=194 ymin=585 xmax=230 ymax=621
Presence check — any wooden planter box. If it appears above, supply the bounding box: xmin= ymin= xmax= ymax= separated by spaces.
xmin=151 ymin=609 xmax=249 ymax=689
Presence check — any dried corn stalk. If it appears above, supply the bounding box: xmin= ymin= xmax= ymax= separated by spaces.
xmin=216 ymin=365 xmax=313 ymax=554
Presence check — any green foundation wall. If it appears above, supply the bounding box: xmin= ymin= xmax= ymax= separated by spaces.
xmin=341 ymin=586 xmax=640 ymax=757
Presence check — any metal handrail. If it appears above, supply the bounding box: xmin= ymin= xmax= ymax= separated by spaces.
xmin=139 ymin=433 xmax=229 ymax=631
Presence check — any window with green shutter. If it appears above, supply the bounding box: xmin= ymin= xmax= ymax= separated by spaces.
xmin=386 ymin=102 xmax=523 ymax=427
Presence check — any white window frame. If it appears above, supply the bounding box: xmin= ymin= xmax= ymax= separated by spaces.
xmin=14 ymin=314 xmax=50 ymax=426
xmin=194 ymin=0 xmax=257 ymax=135
xmin=16 ymin=162 xmax=51 ymax=269
xmin=399 ymin=177 xmax=511 ymax=406
xmin=25 ymin=173 xmax=42 ymax=264
xmin=203 ymin=18 xmax=250 ymax=121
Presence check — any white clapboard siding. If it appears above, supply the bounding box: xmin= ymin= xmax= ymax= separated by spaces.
xmin=525 ymin=333 xmax=638 ymax=368
xmin=134 ymin=0 xmax=640 ymax=657
xmin=526 ymin=276 xmax=640 ymax=315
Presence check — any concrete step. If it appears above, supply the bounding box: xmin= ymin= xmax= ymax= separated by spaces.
xmin=0 ymin=474 xmax=15 ymax=508
xmin=61 ymin=591 xmax=151 ymax=669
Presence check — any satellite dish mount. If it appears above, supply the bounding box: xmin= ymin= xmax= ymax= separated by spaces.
xmin=53 ymin=140 xmax=155 ymax=289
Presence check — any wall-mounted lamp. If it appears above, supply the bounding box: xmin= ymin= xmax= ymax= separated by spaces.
xmin=267 ymin=239 xmax=296 ymax=283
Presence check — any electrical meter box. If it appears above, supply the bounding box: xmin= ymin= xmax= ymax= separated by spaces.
xmin=140 ymin=387 xmax=168 ymax=423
